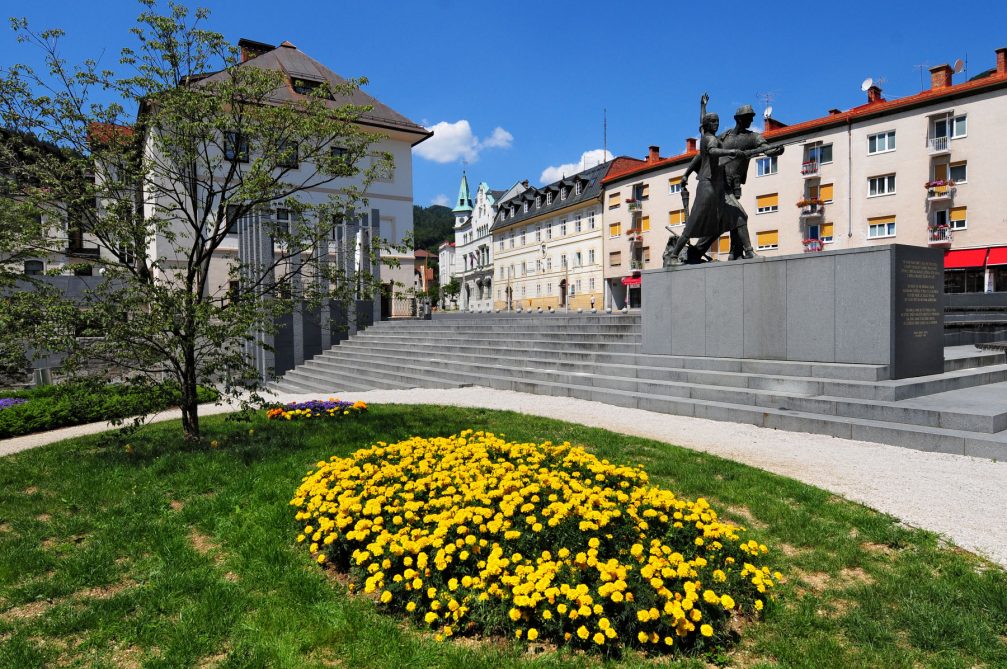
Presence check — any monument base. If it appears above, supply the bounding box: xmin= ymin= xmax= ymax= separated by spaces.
xmin=641 ymin=244 xmax=944 ymax=380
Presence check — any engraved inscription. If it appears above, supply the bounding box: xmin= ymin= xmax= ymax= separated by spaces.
xmin=897 ymin=258 xmax=940 ymax=337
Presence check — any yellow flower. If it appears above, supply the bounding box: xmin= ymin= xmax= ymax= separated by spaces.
xmin=721 ymin=594 xmax=735 ymax=609
xmin=380 ymin=590 xmax=392 ymax=604
xmin=755 ymin=599 xmax=764 ymax=611
xmin=508 ymin=608 xmax=521 ymax=621
xmin=637 ymin=631 xmax=649 ymax=643
xmin=700 ymin=624 xmax=713 ymax=637
xmin=593 ymin=632 xmax=605 ymax=645
xmin=527 ymin=628 xmax=539 ymax=641
xmin=576 ymin=625 xmax=589 ymax=640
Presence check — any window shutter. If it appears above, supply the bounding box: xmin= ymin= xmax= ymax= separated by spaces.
xmin=757 ymin=230 xmax=779 ymax=247
xmin=819 ymin=183 xmax=834 ymax=202
xmin=668 ymin=177 xmax=682 ymax=186
xmin=869 ymin=215 xmax=897 ymax=226
xmin=669 ymin=209 xmax=685 ymax=225
xmin=756 ymin=193 xmax=779 ymax=208
xmin=718 ymin=235 xmax=731 ymax=253
xmin=609 ymin=222 xmax=621 ymax=236
xmin=641 ymin=216 xmax=650 ymax=231
xmin=821 ymin=223 xmax=834 ymax=238
xmin=950 ymin=207 xmax=967 ymax=222
xmin=934 ymin=163 xmax=948 ymax=180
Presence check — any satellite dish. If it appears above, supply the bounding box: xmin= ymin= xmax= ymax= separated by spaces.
xmin=763 ymin=105 xmax=774 ymax=119
xmin=953 ymin=59 xmax=965 ymax=74
xmin=860 ymin=77 xmax=874 ymax=92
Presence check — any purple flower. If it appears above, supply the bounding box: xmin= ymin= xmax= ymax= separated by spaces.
xmin=0 ymin=397 xmax=27 ymax=411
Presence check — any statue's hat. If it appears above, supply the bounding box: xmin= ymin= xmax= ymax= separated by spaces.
xmin=734 ymin=104 xmax=756 ymax=118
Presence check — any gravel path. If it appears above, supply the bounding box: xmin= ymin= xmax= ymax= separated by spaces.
xmin=4 ymin=387 xmax=1006 ymax=568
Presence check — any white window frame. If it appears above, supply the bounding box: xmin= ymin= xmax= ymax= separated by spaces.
xmin=951 ymin=114 xmax=967 ymax=139
xmin=575 ymin=214 xmax=582 ymax=233
xmin=588 ymin=249 xmax=595 ymax=265
xmin=668 ymin=180 xmax=682 ymax=194
xmin=949 ymin=161 xmax=967 ymax=184
xmin=756 ymin=155 xmax=778 ymax=176
xmin=756 ymin=200 xmax=779 ymax=214
xmin=868 ymin=221 xmax=897 ymax=239
xmin=756 ymin=235 xmax=779 ymax=251
xmin=868 ymin=174 xmax=896 ymax=197
xmin=867 ymin=130 xmax=896 ymax=155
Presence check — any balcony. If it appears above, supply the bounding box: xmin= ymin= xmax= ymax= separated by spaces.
xmin=630 ymin=259 xmax=645 ymax=270
xmin=928 ymin=226 xmax=953 ymax=247
xmin=626 ymin=227 xmax=643 ymax=244
xmin=797 ymin=199 xmax=824 ymax=221
xmin=626 ymin=200 xmax=642 ymax=212
xmin=802 ymin=239 xmax=824 ymax=253
xmin=926 ymin=181 xmax=955 ymax=205
xmin=801 ymin=161 xmax=820 ymax=177
xmin=65 ymin=245 xmax=101 ymax=260
xmin=927 ymin=136 xmax=950 ymax=155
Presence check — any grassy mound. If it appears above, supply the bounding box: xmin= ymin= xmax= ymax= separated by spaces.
xmin=292 ymin=431 xmax=779 ymax=654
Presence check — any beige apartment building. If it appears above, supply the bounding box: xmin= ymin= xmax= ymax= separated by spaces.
xmin=491 ymin=160 xmax=637 ymax=311
xmin=604 ymin=46 xmax=1007 ymax=302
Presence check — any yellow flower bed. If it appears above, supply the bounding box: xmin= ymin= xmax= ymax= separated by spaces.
xmin=291 ymin=431 xmax=780 ymax=653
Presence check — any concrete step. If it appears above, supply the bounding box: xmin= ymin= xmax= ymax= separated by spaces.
xmin=305 ymin=347 xmax=1007 ymax=434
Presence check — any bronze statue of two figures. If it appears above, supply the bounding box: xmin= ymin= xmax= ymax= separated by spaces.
xmin=662 ymin=95 xmax=785 ymax=267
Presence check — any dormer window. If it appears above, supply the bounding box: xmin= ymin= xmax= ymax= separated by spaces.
xmin=523 ymin=201 xmax=529 ymax=213
xmin=560 ymin=187 xmax=568 ymax=200
xmin=535 ymin=195 xmax=542 ymax=208
xmin=574 ymin=181 xmax=582 ymax=195
xmin=546 ymin=192 xmax=553 ymax=205
xmin=291 ymin=77 xmax=333 ymax=99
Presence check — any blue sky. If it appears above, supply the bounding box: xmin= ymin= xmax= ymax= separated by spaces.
xmin=3 ymin=1 xmax=1007 ymax=209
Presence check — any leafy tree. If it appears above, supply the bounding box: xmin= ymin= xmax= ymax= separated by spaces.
xmin=0 ymin=1 xmax=396 ymax=440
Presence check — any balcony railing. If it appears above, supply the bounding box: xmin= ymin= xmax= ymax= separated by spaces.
xmin=798 ymin=203 xmax=824 ymax=219
xmin=801 ymin=161 xmax=820 ymax=177
xmin=626 ymin=200 xmax=642 ymax=212
xmin=802 ymin=239 xmax=824 ymax=253
xmin=927 ymin=136 xmax=950 ymax=154
xmin=630 ymin=260 xmax=645 ymax=270
xmin=926 ymin=185 xmax=955 ymax=203
xmin=928 ymin=226 xmax=953 ymax=247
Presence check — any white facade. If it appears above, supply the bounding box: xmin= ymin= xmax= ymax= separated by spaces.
xmin=455 ymin=182 xmax=498 ymax=311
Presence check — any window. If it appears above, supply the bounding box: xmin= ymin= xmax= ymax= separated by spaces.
xmin=868 ymin=174 xmax=896 ymax=197
xmin=535 ymin=226 xmax=541 ymax=242
xmin=609 ymin=251 xmax=621 ymax=266
xmin=575 ymin=181 xmax=582 ymax=195
xmin=520 ymin=228 xmax=526 ymax=245
xmin=642 ymin=246 xmax=651 ymax=262
xmin=535 ymin=195 xmax=542 ymax=208
xmin=546 ymin=192 xmax=553 ymax=205
xmin=821 ymin=222 xmax=834 ymax=243
xmin=575 ymin=214 xmax=582 ymax=233
xmin=756 ymin=193 xmax=779 ymax=214
xmin=669 ymin=209 xmax=685 ymax=225
xmin=952 ymin=114 xmax=967 ymax=139
xmin=818 ymin=183 xmax=834 ymax=202
xmin=547 ymin=283 xmax=553 ymax=295
xmin=868 ymin=131 xmax=896 ymax=154
xmin=523 ymin=201 xmax=529 ymax=213
xmin=950 ymin=161 xmax=967 ymax=183
xmin=589 ymin=277 xmax=596 ymax=292
xmin=949 ymin=206 xmax=967 ymax=230
xmin=717 ymin=235 xmax=731 ymax=254
xmin=536 ymin=284 xmax=542 ymax=297
xmin=756 ymin=156 xmax=778 ymax=176
xmin=574 ymin=251 xmax=582 ymax=267
xmin=804 ymin=143 xmax=832 ymax=166
xmin=24 ymin=259 xmax=44 ymax=275
xmin=498 ymin=240 xmax=504 ymax=251
xmin=668 ymin=177 xmax=683 ymax=194
xmin=277 ymin=140 xmax=299 ymax=168
xmin=608 ymin=192 xmax=621 ymax=209
xmin=868 ymin=215 xmax=896 ymax=238
xmin=224 ymin=131 xmax=249 ymax=162
xmin=575 ymin=280 xmax=581 ymax=294
xmin=609 ymin=222 xmax=621 ymax=236
xmin=546 ymin=223 xmax=552 ymax=240
xmin=546 ymin=257 xmax=552 ymax=271
xmin=331 ymin=146 xmax=349 ymax=161
xmin=521 ymin=261 xmax=527 ymax=276
xmin=226 ymin=204 xmax=241 ymax=234
xmin=632 ymin=183 xmax=649 ymax=201
xmin=536 ymin=259 xmax=542 ymax=273
xmin=641 ymin=215 xmax=650 ymax=232
xmin=756 ymin=230 xmax=779 ymax=250
xmin=588 ymin=211 xmax=596 ymax=229
xmin=561 ymin=254 xmax=568 ymax=269
xmin=560 ymin=187 xmax=568 ymax=200
xmin=560 ymin=220 xmax=567 ymax=236
xmin=805 ymin=223 xmax=820 ymax=240
xmin=291 ymin=77 xmax=332 ymax=98
xmin=588 ymin=249 xmax=595 ymax=264
xmin=509 ymin=234 xmax=514 ymax=248
xmin=275 ymin=208 xmax=290 ymax=235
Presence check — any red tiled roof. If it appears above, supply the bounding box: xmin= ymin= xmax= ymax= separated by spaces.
xmin=605 ymin=69 xmax=1007 ymax=184
xmin=87 ymin=122 xmax=134 ymax=146
xmin=603 ymin=150 xmax=696 ymax=184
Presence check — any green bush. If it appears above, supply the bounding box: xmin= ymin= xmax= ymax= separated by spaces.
xmin=0 ymin=382 xmax=219 ymax=438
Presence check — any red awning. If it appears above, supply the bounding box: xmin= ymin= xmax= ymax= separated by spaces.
xmin=987 ymin=247 xmax=1007 ymax=266
xmin=621 ymin=276 xmax=641 ymax=286
xmin=944 ymin=248 xmax=988 ymax=269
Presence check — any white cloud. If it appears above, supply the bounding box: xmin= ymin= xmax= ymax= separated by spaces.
xmin=430 ymin=193 xmax=450 ymax=207
xmin=539 ymin=149 xmax=613 ymax=184
xmin=413 ymin=120 xmax=514 ymax=164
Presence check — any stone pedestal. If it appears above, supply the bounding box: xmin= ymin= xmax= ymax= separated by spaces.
xmin=641 ymin=245 xmax=944 ymax=379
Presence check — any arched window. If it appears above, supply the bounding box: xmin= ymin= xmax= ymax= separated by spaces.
xmin=24 ymin=259 xmax=44 ymax=276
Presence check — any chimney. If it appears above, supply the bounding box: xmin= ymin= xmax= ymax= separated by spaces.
xmin=764 ymin=118 xmax=788 ymax=131
xmin=685 ymin=137 xmax=697 ymax=153
xmin=828 ymin=108 xmax=842 ymax=115
xmin=647 ymin=145 xmax=660 ymax=162
xmin=997 ymin=47 xmax=1007 ymax=75
xmin=521 ymin=180 xmax=529 ymax=187
xmin=867 ymin=84 xmax=884 ymax=104
xmin=929 ymin=64 xmax=953 ymax=90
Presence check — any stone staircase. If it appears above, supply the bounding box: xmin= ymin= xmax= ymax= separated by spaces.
xmin=270 ymin=314 xmax=1007 ymax=460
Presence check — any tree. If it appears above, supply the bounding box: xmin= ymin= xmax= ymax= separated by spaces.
xmin=442 ymin=276 xmax=461 ymax=306
xmin=0 ymin=1 xmax=398 ymax=440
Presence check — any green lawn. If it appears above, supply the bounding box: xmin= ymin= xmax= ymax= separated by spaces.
xmin=0 ymin=405 xmax=1004 ymax=669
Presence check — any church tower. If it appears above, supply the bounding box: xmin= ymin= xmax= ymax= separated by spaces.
xmin=452 ymin=170 xmax=473 ymax=226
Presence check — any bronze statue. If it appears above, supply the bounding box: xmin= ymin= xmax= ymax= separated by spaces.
xmin=666 ymin=97 xmax=742 ymax=266
xmin=667 ymin=95 xmax=784 ymax=265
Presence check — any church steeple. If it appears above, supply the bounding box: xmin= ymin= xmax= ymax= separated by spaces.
xmin=452 ymin=171 xmax=473 ymax=213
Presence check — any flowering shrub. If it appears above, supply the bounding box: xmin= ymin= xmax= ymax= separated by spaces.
xmin=0 ymin=397 xmax=27 ymax=411
xmin=267 ymin=398 xmax=367 ymax=421
xmin=924 ymin=179 xmax=955 ymax=188
xmin=291 ymin=431 xmax=780 ymax=654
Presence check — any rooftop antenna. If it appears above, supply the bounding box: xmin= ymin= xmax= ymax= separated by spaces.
xmin=763 ymin=105 xmax=774 ymax=120
xmin=860 ymin=77 xmax=874 ymax=92
xmin=756 ymin=91 xmax=775 ymax=119
xmin=913 ymin=63 xmax=928 ymax=91
xmin=603 ymin=108 xmax=607 ymax=163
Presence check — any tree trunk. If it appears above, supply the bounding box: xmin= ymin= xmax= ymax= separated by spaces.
xmin=180 ymin=340 xmax=200 ymax=442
